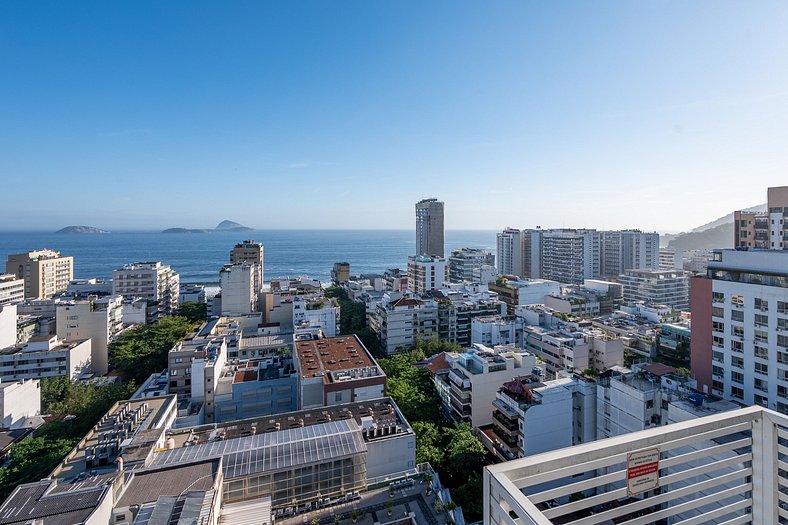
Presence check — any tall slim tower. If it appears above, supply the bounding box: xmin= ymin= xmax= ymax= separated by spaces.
xmin=415 ymin=198 xmax=444 ymax=258
xmin=230 ymin=240 xmax=264 ymax=290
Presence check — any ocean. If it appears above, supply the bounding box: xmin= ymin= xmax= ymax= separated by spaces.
xmin=0 ymin=230 xmax=497 ymax=284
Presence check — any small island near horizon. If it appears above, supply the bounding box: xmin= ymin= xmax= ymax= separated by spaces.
xmin=162 ymin=220 xmax=254 ymax=234
xmin=55 ymin=225 xmax=110 ymax=234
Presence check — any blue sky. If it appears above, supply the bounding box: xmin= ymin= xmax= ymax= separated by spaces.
xmin=2 ymin=1 xmax=788 ymax=232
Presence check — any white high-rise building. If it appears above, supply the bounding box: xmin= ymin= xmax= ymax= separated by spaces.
xmin=407 ymin=255 xmax=446 ymax=293
xmin=447 ymin=248 xmax=494 ymax=283
xmin=619 ymin=268 xmax=690 ymax=311
xmin=692 ymin=249 xmax=788 ymax=413
xmin=415 ymin=198 xmax=444 ymax=258
xmin=540 ymin=229 xmax=600 ymax=284
xmin=56 ymin=296 xmax=124 ymax=375
xmin=112 ymin=262 xmax=179 ymax=316
xmin=230 ymin=240 xmax=264 ymax=291
xmin=0 ymin=274 xmax=24 ymax=306
xmin=600 ymin=230 xmax=660 ymax=277
xmin=219 ymin=263 xmax=259 ymax=315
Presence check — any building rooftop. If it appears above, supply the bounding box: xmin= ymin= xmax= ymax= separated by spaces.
xmin=116 ymin=459 xmax=220 ymax=508
xmin=151 ymin=419 xmax=367 ymax=478
xmin=0 ymin=477 xmax=114 ymax=525
xmin=165 ymin=397 xmax=410 ymax=450
xmin=295 ymin=335 xmax=382 ymax=384
xmin=50 ymin=395 xmax=177 ymax=482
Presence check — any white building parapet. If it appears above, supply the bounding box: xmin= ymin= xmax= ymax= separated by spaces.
xmin=484 ymin=405 xmax=786 ymax=525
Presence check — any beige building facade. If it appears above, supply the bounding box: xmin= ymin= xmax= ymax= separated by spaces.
xmin=6 ymin=250 xmax=73 ymax=299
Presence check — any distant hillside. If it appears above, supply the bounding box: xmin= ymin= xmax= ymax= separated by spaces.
xmin=56 ymin=225 xmax=109 ymax=234
xmin=215 ymin=220 xmax=253 ymax=231
xmin=162 ymin=220 xmax=254 ymax=234
xmin=668 ymin=223 xmax=733 ymax=251
xmin=690 ymin=203 xmax=766 ymax=233
xmin=162 ymin=228 xmax=211 ymax=234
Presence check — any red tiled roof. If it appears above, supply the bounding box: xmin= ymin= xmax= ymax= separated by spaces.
xmin=422 ymin=352 xmax=450 ymax=375
xmin=640 ymin=363 xmax=676 ymax=377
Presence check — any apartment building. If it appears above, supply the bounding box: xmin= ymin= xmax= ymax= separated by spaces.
xmin=599 ymin=230 xmax=660 ymax=277
xmin=369 ymin=295 xmax=439 ymax=354
xmin=112 ymin=262 xmax=179 ymax=316
xmin=430 ymin=344 xmax=539 ymax=427
xmin=618 ymin=268 xmax=690 ymax=311
xmin=523 ymin=324 xmax=624 ymax=377
xmin=56 ymin=295 xmax=124 ymax=375
xmin=691 ymin=248 xmax=788 ymax=413
xmin=488 ymin=277 xmax=560 ymax=315
xmin=213 ymin=356 xmax=298 ymax=422
xmin=6 ymin=249 xmax=73 ymax=299
xmin=230 ymin=240 xmax=264 ymax=291
xmin=447 ymin=247 xmax=495 ymax=283
xmin=178 ymin=283 xmax=206 ymax=304
xmin=734 ymin=185 xmax=788 ymax=249
xmin=415 ymin=198 xmax=444 ymax=257
xmin=407 ymin=255 xmax=446 ymax=293
xmin=471 ymin=316 xmax=519 ymax=347
xmin=496 ymin=228 xmax=539 ymax=278
xmin=219 ymin=263 xmax=259 ymax=315
xmin=0 ymin=334 xmax=92 ymax=381
xmin=295 ymin=334 xmax=386 ymax=409
xmin=331 ymin=261 xmax=350 ymax=284
xmin=292 ymin=295 xmax=339 ymax=336
xmin=539 ymin=229 xmax=601 ymax=284
xmin=432 ymin=284 xmax=505 ymax=347
xmin=489 ymin=374 xmax=594 ymax=461
xmin=0 ymin=274 xmax=24 ymax=306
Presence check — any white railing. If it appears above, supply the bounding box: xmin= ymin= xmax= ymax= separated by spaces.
xmin=484 ymin=406 xmax=788 ymax=525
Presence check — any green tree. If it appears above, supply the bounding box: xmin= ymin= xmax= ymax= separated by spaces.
xmin=177 ymin=301 xmax=208 ymax=322
xmin=109 ymin=316 xmax=194 ymax=383
xmin=442 ymin=424 xmax=486 ymax=486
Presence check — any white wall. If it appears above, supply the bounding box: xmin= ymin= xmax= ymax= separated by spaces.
xmin=0 ymin=379 xmax=40 ymax=428
xmin=365 ymin=433 xmax=416 ymax=480
xmin=0 ymin=304 xmax=16 ymax=349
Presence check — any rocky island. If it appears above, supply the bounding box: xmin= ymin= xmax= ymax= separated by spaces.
xmin=162 ymin=220 xmax=254 ymax=233
xmin=55 ymin=225 xmax=110 ymax=234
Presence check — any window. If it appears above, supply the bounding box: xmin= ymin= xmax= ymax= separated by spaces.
xmin=713 ymin=292 xmax=725 ymax=303
xmin=731 ymin=295 xmax=744 ymax=306
xmin=713 ymin=321 xmax=725 ymax=333
xmin=755 ymin=330 xmax=768 ymax=343
xmin=713 ymin=336 xmax=724 ymax=348
xmin=755 ymin=362 xmax=769 ymax=375
xmin=731 ymin=386 xmax=744 ymax=400
xmin=755 ymin=314 xmax=769 ymax=326
xmin=170 ymin=369 xmax=177 ymax=376
xmin=755 ymin=298 xmax=769 ymax=310
xmin=779 ymin=334 xmax=788 ymax=349
xmin=712 ymin=351 xmax=724 ymax=363
xmin=779 ymin=301 xmax=788 ymax=314
xmin=712 ymin=365 xmax=724 ymax=377
xmin=731 ymin=310 xmax=744 ymax=322
xmin=732 ymin=340 xmax=744 ymax=353
xmin=731 ymin=357 xmax=744 ymax=369
xmin=731 ymin=325 xmax=744 ymax=338
xmin=712 ymin=306 xmax=724 ymax=318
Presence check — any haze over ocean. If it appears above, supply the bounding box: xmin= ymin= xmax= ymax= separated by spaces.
xmin=0 ymin=230 xmax=496 ymax=284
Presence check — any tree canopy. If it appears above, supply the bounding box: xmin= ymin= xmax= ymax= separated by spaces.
xmin=109 ymin=316 xmax=194 ymax=384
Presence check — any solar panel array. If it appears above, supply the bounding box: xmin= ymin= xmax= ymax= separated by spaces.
xmin=151 ymin=420 xmax=366 ymax=479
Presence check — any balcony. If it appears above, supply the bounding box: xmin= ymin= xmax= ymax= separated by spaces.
xmin=484 ymin=406 xmax=788 ymax=525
